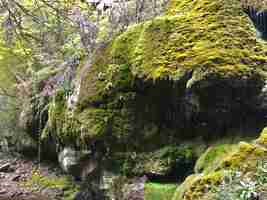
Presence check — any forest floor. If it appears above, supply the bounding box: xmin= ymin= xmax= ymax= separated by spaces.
xmin=0 ymin=151 xmax=66 ymax=200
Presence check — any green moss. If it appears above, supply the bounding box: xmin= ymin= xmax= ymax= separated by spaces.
xmin=195 ymin=144 xmax=236 ymax=173
xmin=145 ymin=182 xmax=178 ymax=200
xmin=218 ymin=142 xmax=266 ymax=171
xmin=103 ymin=143 xmax=200 ymax=181
xmin=256 ymin=127 xmax=267 ymax=147
xmin=80 ymin=0 xmax=267 ymax=109
xmin=176 ymin=171 xmax=223 ymax=200
xmin=49 ymin=0 xmax=267 ymax=144
xmin=45 ymin=0 xmax=267 ymax=167
xmin=172 ymin=128 xmax=267 ymax=200
xmin=172 ymin=175 xmax=201 ymax=200
xmin=70 ymin=0 xmax=267 ymax=151
xmin=43 ymin=94 xmax=77 ymax=144
xmin=45 ymin=101 xmax=113 ymax=146
xmin=23 ymin=169 xmax=80 ymax=200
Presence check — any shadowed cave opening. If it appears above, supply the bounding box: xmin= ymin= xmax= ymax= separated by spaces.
xmin=134 ymin=75 xmax=266 ymax=141
xmin=145 ymin=158 xmax=196 ymax=183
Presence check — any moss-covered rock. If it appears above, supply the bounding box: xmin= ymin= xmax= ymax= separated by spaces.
xmin=43 ymin=0 xmax=267 ymax=187
xmin=172 ymin=127 xmax=267 ymax=200
xmin=82 ymin=0 xmax=267 ymax=84
xmin=218 ymin=141 xmax=266 ymax=171
xmin=172 ymin=172 xmax=223 ymax=200
xmin=73 ymin=0 xmax=267 ymax=148
xmin=47 ymin=0 xmax=266 ymax=147
xmin=194 ymin=144 xmax=236 ymax=173
xmin=255 ymin=127 xmax=267 ymax=146
xmin=172 ymin=174 xmax=201 ymax=200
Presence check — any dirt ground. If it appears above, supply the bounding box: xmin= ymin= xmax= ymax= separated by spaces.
xmin=0 ymin=152 xmax=64 ymax=200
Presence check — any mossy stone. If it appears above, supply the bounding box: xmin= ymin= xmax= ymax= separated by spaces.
xmin=172 ymin=128 xmax=267 ymax=200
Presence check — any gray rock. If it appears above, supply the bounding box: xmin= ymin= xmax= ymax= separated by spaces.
xmin=58 ymin=147 xmax=79 ymax=176
xmin=58 ymin=147 xmax=97 ymax=180
xmin=0 ymin=163 xmax=11 ymax=172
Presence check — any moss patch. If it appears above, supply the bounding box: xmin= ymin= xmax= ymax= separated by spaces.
xmin=177 ymin=171 xmax=223 ymax=200
xmin=42 ymin=0 xmax=267 ymax=188
xmin=172 ymin=174 xmax=201 ymax=200
xmin=23 ymin=169 xmax=80 ymax=200
xmin=81 ymin=0 xmax=267 ymax=103
xmin=195 ymin=144 xmax=236 ymax=173
xmin=145 ymin=182 xmax=178 ymax=200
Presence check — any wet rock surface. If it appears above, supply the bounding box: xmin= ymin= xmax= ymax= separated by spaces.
xmin=0 ymin=152 xmax=65 ymax=200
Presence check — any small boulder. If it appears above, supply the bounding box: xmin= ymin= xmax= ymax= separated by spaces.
xmin=58 ymin=147 xmax=96 ymax=179
xmin=0 ymin=163 xmax=12 ymax=173
xmin=58 ymin=147 xmax=80 ymax=176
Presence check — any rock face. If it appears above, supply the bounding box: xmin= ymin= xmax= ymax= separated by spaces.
xmin=40 ymin=0 xmax=267 ymax=195
xmin=48 ymin=0 xmax=267 ymax=146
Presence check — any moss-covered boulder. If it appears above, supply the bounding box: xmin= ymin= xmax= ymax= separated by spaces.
xmin=46 ymin=0 xmax=267 ymax=146
xmin=172 ymin=172 xmax=223 ymax=200
xmin=43 ymin=0 xmax=267 ymax=183
xmin=172 ymin=127 xmax=267 ymax=200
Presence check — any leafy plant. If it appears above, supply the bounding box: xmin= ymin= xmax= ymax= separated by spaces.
xmin=238 ymin=179 xmax=258 ymax=200
xmin=213 ymin=170 xmax=260 ymax=200
xmin=255 ymin=160 xmax=267 ymax=185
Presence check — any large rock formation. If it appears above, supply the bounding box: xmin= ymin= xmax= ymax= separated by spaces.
xmin=40 ymin=0 xmax=267 ymax=193
xmin=46 ymin=0 xmax=267 ymax=146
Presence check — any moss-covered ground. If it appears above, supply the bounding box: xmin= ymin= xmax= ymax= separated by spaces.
xmin=22 ymin=169 xmax=80 ymax=200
